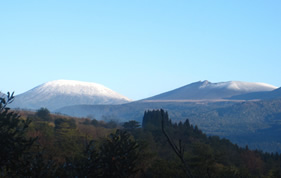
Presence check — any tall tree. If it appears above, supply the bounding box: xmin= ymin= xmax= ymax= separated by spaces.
xmin=99 ymin=129 xmax=140 ymax=178
xmin=142 ymin=109 xmax=170 ymax=130
xmin=160 ymin=109 xmax=194 ymax=178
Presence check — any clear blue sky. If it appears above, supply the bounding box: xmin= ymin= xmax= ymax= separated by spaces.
xmin=1 ymin=1 xmax=280 ymax=100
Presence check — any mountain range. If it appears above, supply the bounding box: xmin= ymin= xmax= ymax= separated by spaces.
xmin=5 ymin=79 xmax=281 ymax=152
xmin=8 ymin=80 xmax=280 ymax=111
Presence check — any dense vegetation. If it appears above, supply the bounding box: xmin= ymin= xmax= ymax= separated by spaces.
xmin=58 ymin=99 xmax=281 ymax=152
xmin=1 ymin=93 xmax=281 ymax=177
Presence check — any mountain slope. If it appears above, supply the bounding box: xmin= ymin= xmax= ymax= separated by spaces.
xmin=229 ymin=87 xmax=281 ymax=100
xmin=11 ymin=80 xmax=131 ymax=111
xmin=144 ymin=80 xmax=277 ymax=101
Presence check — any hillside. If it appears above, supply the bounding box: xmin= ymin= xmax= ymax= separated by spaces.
xmin=229 ymin=87 xmax=281 ymax=100
xmin=4 ymin=106 xmax=281 ymax=177
xmin=57 ymin=99 xmax=281 ymax=153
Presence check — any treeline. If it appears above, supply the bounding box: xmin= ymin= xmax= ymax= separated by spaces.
xmin=1 ymin=93 xmax=281 ymax=177
xmin=141 ymin=110 xmax=281 ymax=177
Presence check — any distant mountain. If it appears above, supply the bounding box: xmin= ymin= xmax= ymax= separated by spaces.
xmin=144 ymin=80 xmax=277 ymax=101
xmin=11 ymin=80 xmax=131 ymax=111
xmin=56 ymin=80 xmax=278 ymax=118
xmin=229 ymin=87 xmax=281 ymax=100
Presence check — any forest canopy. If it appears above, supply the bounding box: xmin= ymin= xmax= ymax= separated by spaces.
xmin=1 ymin=93 xmax=281 ymax=177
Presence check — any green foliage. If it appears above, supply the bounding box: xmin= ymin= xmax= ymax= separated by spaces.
xmin=36 ymin=107 xmax=52 ymax=121
xmin=0 ymin=92 xmax=36 ymax=176
xmin=55 ymin=118 xmax=76 ymax=130
xmin=99 ymin=129 xmax=140 ymax=177
xmin=142 ymin=109 xmax=171 ymax=130
xmin=104 ymin=120 xmax=118 ymax=129
xmin=62 ymin=99 xmax=281 ymax=152
xmin=90 ymin=118 xmax=99 ymax=126
xmin=146 ymin=159 xmax=186 ymax=178
xmin=81 ymin=140 xmax=101 ymax=177
xmin=56 ymin=129 xmax=141 ymax=178
xmin=3 ymin=102 xmax=281 ymax=177
xmin=139 ymin=109 xmax=281 ymax=177
xmin=123 ymin=120 xmax=140 ymax=130
xmin=82 ymin=118 xmax=91 ymax=125
xmin=87 ymin=118 xmax=119 ymax=129
xmin=54 ymin=118 xmax=82 ymax=160
xmin=19 ymin=147 xmax=58 ymax=177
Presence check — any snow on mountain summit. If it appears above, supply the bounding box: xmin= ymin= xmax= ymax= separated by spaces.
xmin=36 ymin=80 xmax=129 ymax=98
xmin=199 ymin=80 xmax=277 ymax=92
xmin=11 ymin=80 xmax=131 ymax=111
xmin=145 ymin=80 xmax=277 ymax=101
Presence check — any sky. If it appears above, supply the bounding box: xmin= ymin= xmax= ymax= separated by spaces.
xmin=1 ymin=1 xmax=281 ymax=100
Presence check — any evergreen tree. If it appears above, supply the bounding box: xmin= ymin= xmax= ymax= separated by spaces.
xmin=123 ymin=120 xmax=140 ymax=130
xmin=99 ymin=129 xmax=140 ymax=178
xmin=36 ymin=107 xmax=52 ymax=121
xmin=0 ymin=92 xmax=36 ymax=176
xmin=54 ymin=118 xmax=81 ymax=160
xmin=142 ymin=109 xmax=170 ymax=130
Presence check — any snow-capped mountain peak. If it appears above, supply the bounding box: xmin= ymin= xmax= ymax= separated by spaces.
xmin=34 ymin=80 xmax=129 ymax=99
xmin=199 ymin=80 xmax=210 ymax=88
xmin=199 ymin=81 xmax=277 ymax=92
xmin=11 ymin=80 xmax=131 ymax=111
xmin=145 ymin=80 xmax=277 ymax=101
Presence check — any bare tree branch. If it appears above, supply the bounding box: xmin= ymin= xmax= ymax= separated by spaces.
xmin=161 ymin=110 xmax=193 ymax=178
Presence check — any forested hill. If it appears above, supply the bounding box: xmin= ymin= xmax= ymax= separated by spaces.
xmin=57 ymin=98 xmax=281 ymax=153
xmin=140 ymin=110 xmax=281 ymax=177
xmin=2 ymin=94 xmax=281 ymax=178
xmin=185 ymin=99 xmax=281 ymax=153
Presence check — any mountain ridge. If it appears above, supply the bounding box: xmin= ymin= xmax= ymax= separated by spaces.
xmin=9 ymin=79 xmax=279 ymax=112
xmin=144 ymin=80 xmax=277 ymax=101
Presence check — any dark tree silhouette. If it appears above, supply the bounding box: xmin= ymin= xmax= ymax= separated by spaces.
xmin=123 ymin=120 xmax=140 ymax=130
xmin=99 ymin=129 xmax=140 ymax=178
xmin=36 ymin=107 xmax=52 ymax=121
xmin=62 ymin=129 xmax=141 ymax=177
xmin=0 ymin=92 xmax=36 ymax=176
xmin=160 ymin=109 xmax=194 ymax=178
